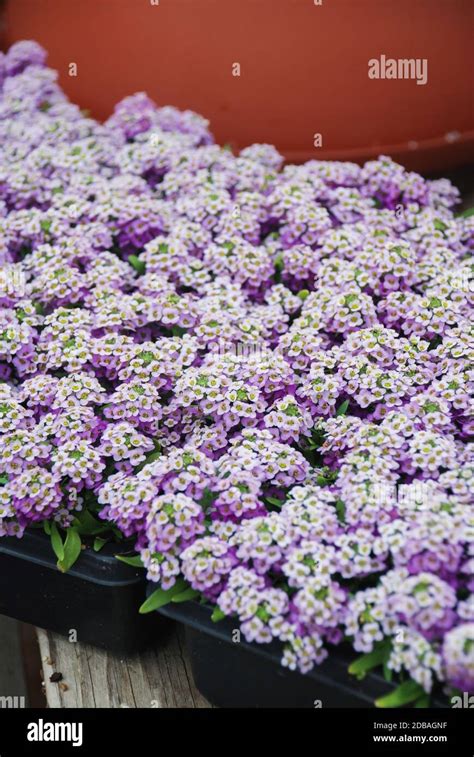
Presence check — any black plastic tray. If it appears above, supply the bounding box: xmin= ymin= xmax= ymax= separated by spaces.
xmin=0 ymin=530 xmax=168 ymax=654
xmin=158 ymin=600 xmax=448 ymax=708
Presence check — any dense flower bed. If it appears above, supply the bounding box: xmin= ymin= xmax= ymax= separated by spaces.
xmin=1 ymin=41 xmax=473 ymax=703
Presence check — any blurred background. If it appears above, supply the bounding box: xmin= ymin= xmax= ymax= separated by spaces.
xmin=0 ymin=0 xmax=473 ymax=172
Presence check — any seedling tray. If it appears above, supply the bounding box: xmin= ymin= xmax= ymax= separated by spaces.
xmin=0 ymin=529 xmax=168 ymax=654
xmin=158 ymin=600 xmax=447 ymax=708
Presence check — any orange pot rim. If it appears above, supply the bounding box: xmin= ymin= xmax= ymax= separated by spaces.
xmin=283 ymin=130 xmax=474 ymax=166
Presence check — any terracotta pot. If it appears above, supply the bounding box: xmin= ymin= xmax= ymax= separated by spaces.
xmin=3 ymin=0 xmax=473 ymax=170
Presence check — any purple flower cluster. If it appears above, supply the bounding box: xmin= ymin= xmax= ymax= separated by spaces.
xmin=1 ymin=41 xmax=472 ymax=697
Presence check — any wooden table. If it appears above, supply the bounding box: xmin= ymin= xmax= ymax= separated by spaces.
xmin=37 ymin=627 xmax=211 ymax=708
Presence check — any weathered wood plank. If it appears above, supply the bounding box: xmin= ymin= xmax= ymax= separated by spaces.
xmin=37 ymin=627 xmax=211 ymax=708
xmin=0 ymin=615 xmax=28 ymax=706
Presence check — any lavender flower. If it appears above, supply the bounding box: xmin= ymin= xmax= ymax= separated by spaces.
xmin=0 ymin=40 xmax=471 ymax=697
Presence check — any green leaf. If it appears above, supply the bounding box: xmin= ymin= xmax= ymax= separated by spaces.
xmin=111 ymin=526 xmax=124 ymax=541
xmin=73 ymin=509 xmax=104 ymax=535
xmin=456 ymin=207 xmax=474 ymax=218
xmin=171 ymin=326 xmax=187 ymax=337
xmin=93 ymin=537 xmax=107 ymax=552
xmin=265 ymin=496 xmax=284 ymax=508
xmin=139 ymin=589 xmax=166 ymax=614
xmin=171 ymin=588 xmax=200 ymax=603
xmin=414 ymin=693 xmax=430 ymax=708
xmin=50 ymin=523 xmax=65 ymax=562
xmin=307 ymin=428 xmax=326 ymax=453
xmin=297 ymin=289 xmax=310 ymax=300
xmin=0 ymin=473 xmax=8 ymax=485
xmin=43 ymin=521 xmax=52 ymax=536
xmin=375 ymin=680 xmax=425 ymax=708
xmin=336 ymin=399 xmax=349 ymax=416
xmin=211 ymin=607 xmax=226 ymax=623
xmin=115 ymin=554 xmax=144 ymax=568
xmin=57 ymin=527 xmax=82 ymax=573
xmin=139 ymin=579 xmax=188 ymax=614
xmin=136 ymin=448 xmax=161 ymax=471
xmin=274 ymin=253 xmax=284 ymax=283
xmin=128 ymin=254 xmax=146 ymax=275
xmin=199 ymin=488 xmax=217 ymax=510
xmin=75 ymin=506 xmax=99 ymax=525
xmin=274 ymin=253 xmax=284 ymax=269
xmin=428 ymin=335 xmax=443 ymax=351
xmin=335 ymin=499 xmax=346 ymax=524
xmin=349 ymin=643 xmax=390 ymax=677
xmin=383 ymin=661 xmax=393 ymax=683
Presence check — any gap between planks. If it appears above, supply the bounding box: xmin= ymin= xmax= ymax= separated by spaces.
xmin=37 ymin=626 xmax=212 ymax=708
